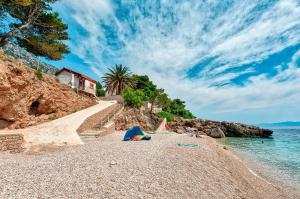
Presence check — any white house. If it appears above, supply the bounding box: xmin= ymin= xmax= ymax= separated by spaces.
xmin=55 ymin=67 xmax=96 ymax=96
xmin=143 ymin=101 xmax=162 ymax=113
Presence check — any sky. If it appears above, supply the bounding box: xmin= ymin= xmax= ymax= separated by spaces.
xmin=45 ymin=0 xmax=300 ymax=124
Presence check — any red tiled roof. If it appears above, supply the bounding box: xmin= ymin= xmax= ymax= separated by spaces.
xmin=55 ymin=67 xmax=97 ymax=83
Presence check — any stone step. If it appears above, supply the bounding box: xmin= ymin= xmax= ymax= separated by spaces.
xmin=80 ymin=122 xmax=115 ymax=142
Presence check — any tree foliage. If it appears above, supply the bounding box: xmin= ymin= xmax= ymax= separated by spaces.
xmin=103 ymin=67 xmax=195 ymax=119
xmin=0 ymin=0 xmax=69 ymax=60
xmin=157 ymin=111 xmax=174 ymax=122
xmin=122 ymin=88 xmax=144 ymax=108
xmin=103 ymin=64 xmax=135 ymax=95
xmin=165 ymin=99 xmax=195 ymax=119
xmin=132 ymin=74 xmax=195 ymax=119
xmin=96 ymin=81 xmax=105 ymax=97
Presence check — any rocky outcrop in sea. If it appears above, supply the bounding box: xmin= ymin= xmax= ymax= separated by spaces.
xmin=169 ymin=119 xmax=273 ymax=138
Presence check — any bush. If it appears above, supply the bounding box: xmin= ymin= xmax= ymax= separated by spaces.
xmin=35 ymin=68 xmax=43 ymax=80
xmin=122 ymin=88 xmax=145 ymax=108
xmin=96 ymin=88 xmax=105 ymax=97
xmin=157 ymin=111 xmax=174 ymax=122
xmin=96 ymin=82 xmax=105 ymax=97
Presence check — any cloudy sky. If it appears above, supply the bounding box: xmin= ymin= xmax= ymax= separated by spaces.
xmin=47 ymin=0 xmax=300 ymax=124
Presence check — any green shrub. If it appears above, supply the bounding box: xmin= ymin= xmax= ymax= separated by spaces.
xmin=49 ymin=114 xmax=59 ymax=120
xmin=157 ymin=111 xmax=174 ymax=122
xmin=35 ymin=68 xmax=43 ymax=80
xmin=122 ymin=88 xmax=145 ymax=108
xmin=96 ymin=89 xmax=105 ymax=97
xmin=96 ymin=82 xmax=105 ymax=97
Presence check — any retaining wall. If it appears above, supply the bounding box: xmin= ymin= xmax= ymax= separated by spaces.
xmin=0 ymin=133 xmax=24 ymax=153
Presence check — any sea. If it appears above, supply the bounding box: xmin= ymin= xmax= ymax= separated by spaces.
xmin=219 ymin=126 xmax=300 ymax=189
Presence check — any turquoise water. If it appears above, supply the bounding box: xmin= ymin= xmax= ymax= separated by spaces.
xmin=219 ymin=127 xmax=300 ymax=186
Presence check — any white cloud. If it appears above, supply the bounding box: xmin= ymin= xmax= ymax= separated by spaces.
xmin=55 ymin=0 xmax=300 ymax=122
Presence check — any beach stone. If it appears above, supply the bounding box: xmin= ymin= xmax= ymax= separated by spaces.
xmin=109 ymin=160 xmax=117 ymax=167
xmin=208 ymin=128 xmax=225 ymax=138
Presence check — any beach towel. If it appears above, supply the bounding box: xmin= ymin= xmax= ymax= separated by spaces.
xmin=177 ymin=143 xmax=199 ymax=148
xmin=123 ymin=126 xmax=151 ymax=141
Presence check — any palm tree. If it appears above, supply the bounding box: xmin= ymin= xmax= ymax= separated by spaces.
xmin=102 ymin=64 xmax=134 ymax=95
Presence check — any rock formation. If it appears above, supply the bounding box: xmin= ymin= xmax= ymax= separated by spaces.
xmin=0 ymin=50 xmax=96 ymax=129
xmin=169 ymin=119 xmax=273 ymax=138
xmin=114 ymin=108 xmax=162 ymax=131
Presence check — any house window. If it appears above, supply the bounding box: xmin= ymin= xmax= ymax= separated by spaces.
xmin=90 ymin=82 xmax=94 ymax=89
xmin=79 ymin=79 xmax=83 ymax=89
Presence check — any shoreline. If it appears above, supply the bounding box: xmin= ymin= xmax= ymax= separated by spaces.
xmin=216 ymin=136 xmax=300 ymax=195
xmin=230 ymin=148 xmax=300 ymax=195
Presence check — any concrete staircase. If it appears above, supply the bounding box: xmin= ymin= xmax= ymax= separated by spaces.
xmin=78 ymin=103 xmax=123 ymax=142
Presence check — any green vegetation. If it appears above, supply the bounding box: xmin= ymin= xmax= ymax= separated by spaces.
xmin=0 ymin=0 xmax=69 ymax=60
xmin=49 ymin=114 xmax=59 ymax=120
xmin=132 ymin=74 xmax=195 ymax=119
xmin=157 ymin=111 xmax=174 ymax=122
xmin=35 ymin=68 xmax=43 ymax=80
xmin=122 ymin=88 xmax=144 ymax=108
xmin=102 ymin=64 xmax=135 ymax=95
xmin=102 ymin=65 xmax=195 ymax=120
xmin=96 ymin=82 xmax=105 ymax=97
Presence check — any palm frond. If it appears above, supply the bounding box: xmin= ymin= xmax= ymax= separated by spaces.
xmin=102 ymin=64 xmax=134 ymax=95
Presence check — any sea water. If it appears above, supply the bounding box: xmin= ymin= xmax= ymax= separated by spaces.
xmin=219 ymin=127 xmax=300 ymax=187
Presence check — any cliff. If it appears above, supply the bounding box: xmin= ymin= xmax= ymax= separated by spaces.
xmin=114 ymin=108 xmax=162 ymax=131
xmin=0 ymin=50 xmax=96 ymax=129
xmin=169 ymin=119 xmax=273 ymax=138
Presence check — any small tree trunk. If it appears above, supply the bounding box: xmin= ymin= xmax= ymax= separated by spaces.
xmin=150 ymin=102 xmax=154 ymax=114
xmin=0 ymin=23 xmax=30 ymax=47
xmin=0 ymin=31 xmax=15 ymax=47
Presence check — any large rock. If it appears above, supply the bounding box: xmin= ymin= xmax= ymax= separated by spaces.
xmin=0 ymin=50 xmax=96 ymax=129
xmin=114 ymin=108 xmax=161 ymax=131
xmin=208 ymin=127 xmax=225 ymax=138
xmin=169 ymin=119 xmax=272 ymax=138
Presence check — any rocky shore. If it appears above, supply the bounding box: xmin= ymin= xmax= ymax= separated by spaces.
xmin=169 ymin=119 xmax=273 ymax=138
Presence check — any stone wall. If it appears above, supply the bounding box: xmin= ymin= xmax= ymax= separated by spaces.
xmin=0 ymin=133 xmax=24 ymax=153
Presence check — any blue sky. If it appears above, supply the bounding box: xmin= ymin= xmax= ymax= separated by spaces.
xmin=45 ymin=0 xmax=300 ymax=124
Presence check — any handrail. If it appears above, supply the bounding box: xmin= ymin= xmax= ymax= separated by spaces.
xmin=98 ymin=104 xmax=123 ymax=129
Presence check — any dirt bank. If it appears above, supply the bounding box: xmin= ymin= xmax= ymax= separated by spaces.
xmin=0 ymin=50 xmax=96 ymax=129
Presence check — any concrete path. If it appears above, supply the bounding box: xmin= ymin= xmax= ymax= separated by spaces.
xmin=0 ymin=100 xmax=117 ymax=150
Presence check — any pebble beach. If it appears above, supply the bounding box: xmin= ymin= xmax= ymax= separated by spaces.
xmin=0 ymin=132 xmax=298 ymax=199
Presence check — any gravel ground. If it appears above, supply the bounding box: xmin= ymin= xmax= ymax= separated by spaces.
xmin=0 ymin=132 xmax=298 ymax=199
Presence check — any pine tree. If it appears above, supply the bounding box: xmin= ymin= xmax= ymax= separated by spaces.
xmin=0 ymin=0 xmax=69 ymax=60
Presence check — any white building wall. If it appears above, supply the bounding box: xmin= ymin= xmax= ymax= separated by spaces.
xmin=56 ymin=71 xmax=96 ymax=95
xmin=74 ymin=76 xmax=80 ymax=89
xmin=56 ymin=71 xmax=73 ymax=87
xmin=84 ymin=79 xmax=96 ymax=95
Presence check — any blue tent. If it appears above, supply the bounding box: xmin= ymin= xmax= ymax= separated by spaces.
xmin=123 ymin=126 xmax=151 ymax=141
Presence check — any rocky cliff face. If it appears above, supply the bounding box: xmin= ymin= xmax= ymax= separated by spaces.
xmin=114 ymin=108 xmax=162 ymax=131
xmin=0 ymin=50 xmax=96 ymax=129
xmin=169 ymin=119 xmax=273 ymax=138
